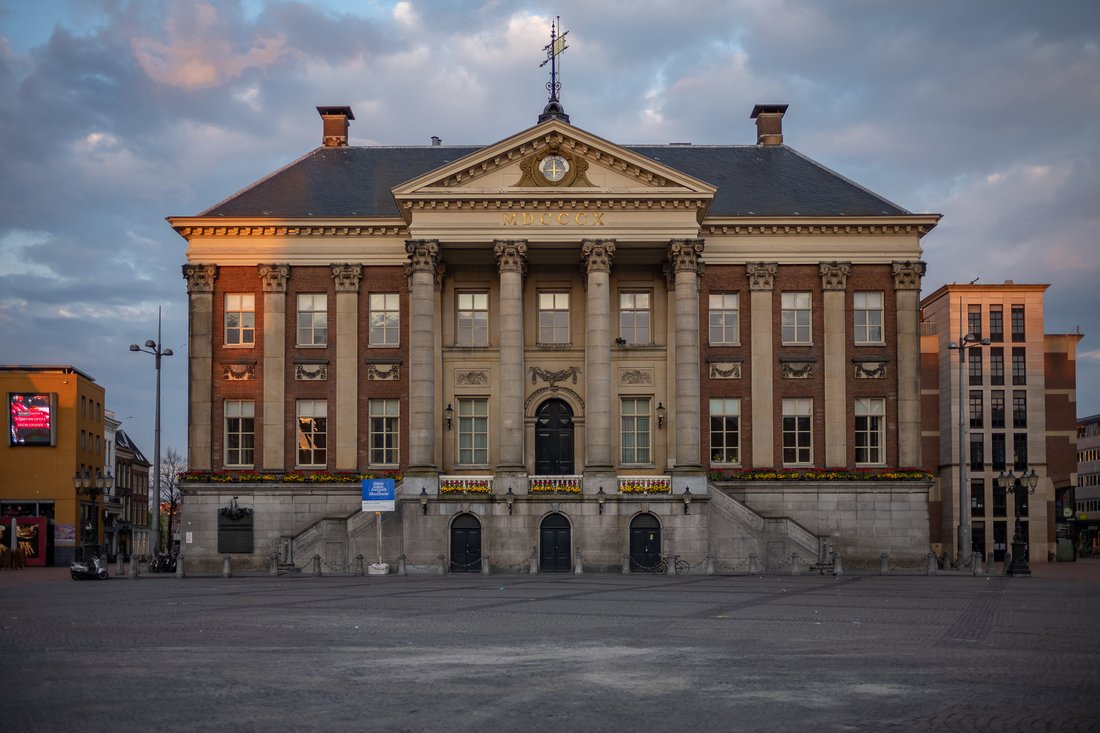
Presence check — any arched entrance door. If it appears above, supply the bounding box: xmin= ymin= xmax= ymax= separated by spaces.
xmin=539 ymin=513 xmax=571 ymax=573
xmin=629 ymin=514 xmax=661 ymax=571
xmin=534 ymin=399 xmax=574 ymax=475
xmin=449 ymin=513 xmax=481 ymax=573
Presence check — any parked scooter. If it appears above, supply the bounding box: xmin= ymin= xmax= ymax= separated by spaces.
xmin=70 ymin=554 xmax=109 ymax=581
xmin=149 ymin=552 xmax=177 ymax=574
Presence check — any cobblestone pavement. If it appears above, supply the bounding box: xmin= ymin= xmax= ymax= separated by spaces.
xmin=2 ymin=565 xmax=1100 ymax=732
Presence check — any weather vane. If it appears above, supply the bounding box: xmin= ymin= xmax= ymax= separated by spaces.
xmin=537 ymin=16 xmax=570 ymax=123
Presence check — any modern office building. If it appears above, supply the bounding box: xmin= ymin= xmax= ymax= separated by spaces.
xmin=920 ymin=283 xmax=1082 ymax=565
xmin=169 ymin=98 xmax=941 ymax=575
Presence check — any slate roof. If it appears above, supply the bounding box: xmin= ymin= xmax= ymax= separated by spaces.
xmin=201 ymin=143 xmax=909 ymax=219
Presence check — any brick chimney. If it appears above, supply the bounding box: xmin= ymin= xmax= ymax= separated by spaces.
xmin=750 ymin=104 xmax=789 ymax=146
xmin=316 ymin=106 xmax=355 ymax=147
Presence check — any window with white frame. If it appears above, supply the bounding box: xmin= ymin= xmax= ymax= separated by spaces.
xmin=369 ymin=293 xmax=400 ymax=346
xmin=708 ymin=293 xmax=740 ymax=345
xmin=537 ymin=291 xmax=570 ymax=344
xmin=368 ymin=399 xmax=399 ymax=465
xmin=296 ymin=293 xmax=328 ymax=346
xmin=619 ymin=292 xmax=651 ymax=344
xmin=224 ymin=293 xmax=255 ymax=346
xmin=709 ymin=398 xmax=741 ymax=465
xmin=620 ymin=397 xmax=652 ymax=464
xmin=854 ymin=397 xmax=885 ymax=465
xmin=224 ymin=400 xmax=255 ymax=467
xmin=781 ymin=292 xmax=812 ymax=344
xmin=853 ymin=291 xmax=884 ymax=344
xmin=296 ymin=399 xmax=327 ymax=467
xmin=782 ymin=398 xmax=813 ymax=466
xmin=456 ymin=292 xmax=489 ymax=346
xmin=457 ymin=398 xmax=488 ymax=465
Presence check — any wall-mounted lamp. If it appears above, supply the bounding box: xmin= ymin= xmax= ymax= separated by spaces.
xmin=682 ymin=486 xmax=692 ymax=515
xmin=419 ymin=487 xmax=429 ymax=515
xmin=506 ymin=486 xmax=515 ymax=515
xmin=656 ymin=402 xmax=666 ymax=429
xmin=596 ymin=486 xmax=605 ymax=515
xmin=444 ymin=403 xmax=454 ymax=430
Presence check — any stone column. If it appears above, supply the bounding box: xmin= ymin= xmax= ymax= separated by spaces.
xmin=820 ymin=262 xmax=851 ymax=468
xmin=259 ymin=264 xmax=289 ymax=471
xmin=668 ymin=240 xmax=705 ymax=476
xmin=182 ymin=264 xmax=217 ymax=470
xmin=406 ymin=241 xmax=442 ymax=491
xmin=893 ymin=261 xmax=926 ymax=468
xmin=582 ymin=240 xmax=616 ymax=476
xmin=747 ymin=262 xmax=778 ymax=467
xmin=494 ymin=240 xmax=527 ymax=473
xmin=332 ymin=264 xmax=362 ymax=471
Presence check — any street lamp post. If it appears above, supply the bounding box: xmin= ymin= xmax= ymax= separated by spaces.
xmin=130 ymin=307 xmax=173 ymax=557
xmin=997 ymin=467 xmax=1039 ymax=576
xmin=72 ymin=468 xmax=113 ymax=559
xmin=947 ymin=330 xmax=990 ymax=567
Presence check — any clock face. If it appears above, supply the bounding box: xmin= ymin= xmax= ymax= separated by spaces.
xmin=538 ymin=155 xmax=570 ymax=183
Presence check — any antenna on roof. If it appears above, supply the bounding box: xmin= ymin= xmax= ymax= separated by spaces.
xmin=538 ymin=16 xmax=570 ymax=124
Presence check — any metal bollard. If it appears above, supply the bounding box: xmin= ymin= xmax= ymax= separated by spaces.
xmin=175 ymin=552 xmax=184 ymax=579
xmin=311 ymin=554 xmax=321 ymax=576
xmin=833 ymin=553 xmax=844 ymax=576
xmin=880 ymin=552 xmax=889 ymax=576
xmin=791 ymin=553 xmax=802 ymax=576
xmin=222 ymin=554 xmax=232 ymax=578
xmin=971 ymin=552 xmax=982 ymax=576
xmin=397 ymin=554 xmax=407 ymax=576
xmin=927 ymin=551 xmax=937 ymax=576
xmin=748 ymin=553 xmax=760 ymax=575
xmin=354 ymin=554 xmax=365 ymax=576
xmin=270 ymin=554 xmax=279 ymax=577
xmin=130 ymin=555 xmax=139 ymax=578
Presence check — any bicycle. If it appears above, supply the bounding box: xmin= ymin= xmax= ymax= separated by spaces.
xmin=653 ymin=554 xmax=689 ymax=576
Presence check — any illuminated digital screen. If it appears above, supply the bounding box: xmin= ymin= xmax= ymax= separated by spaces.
xmin=8 ymin=392 xmax=56 ymax=446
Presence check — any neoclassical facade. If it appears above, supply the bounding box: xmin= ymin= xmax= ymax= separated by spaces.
xmin=170 ymin=103 xmax=938 ymax=574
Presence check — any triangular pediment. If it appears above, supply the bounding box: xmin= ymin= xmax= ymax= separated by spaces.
xmin=391 ymin=120 xmax=716 ymax=222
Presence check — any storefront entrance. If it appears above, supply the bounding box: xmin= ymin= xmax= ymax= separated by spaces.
xmin=629 ymin=513 xmax=661 ymax=571
xmin=449 ymin=513 xmax=481 ymax=573
xmin=539 ymin=513 xmax=571 ymax=572
xmin=534 ymin=399 xmax=574 ymax=475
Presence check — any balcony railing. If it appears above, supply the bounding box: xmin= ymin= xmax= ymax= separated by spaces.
xmin=439 ymin=475 xmax=494 ymax=494
xmin=529 ymin=475 xmax=582 ymax=494
xmin=618 ymin=475 xmax=672 ymax=494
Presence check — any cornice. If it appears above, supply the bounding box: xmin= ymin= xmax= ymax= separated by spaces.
xmin=702 ymin=215 xmax=941 ymax=237
xmin=168 ymin=217 xmax=408 ymax=240
xmin=401 ymin=196 xmax=711 ymax=212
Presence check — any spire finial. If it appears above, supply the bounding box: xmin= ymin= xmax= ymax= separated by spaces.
xmin=538 ymin=16 xmax=570 ymax=124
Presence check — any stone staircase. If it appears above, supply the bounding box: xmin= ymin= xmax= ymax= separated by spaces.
xmin=708 ymin=483 xmax=824 ymax=573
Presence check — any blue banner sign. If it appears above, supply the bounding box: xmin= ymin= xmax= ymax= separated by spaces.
xmin=362 ymin=479 xmax=396 ymax=512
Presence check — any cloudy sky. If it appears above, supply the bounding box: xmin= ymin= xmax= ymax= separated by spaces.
xmin=1 ymin=0 xmax=1098 ymax=461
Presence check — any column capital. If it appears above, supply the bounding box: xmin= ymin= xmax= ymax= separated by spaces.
xmin=581 ymin=239 xmax=616 ymax=273
xmin=331 ymin=263 xmax=362 ymax=292
xmin=746 ymin=262 xmax=778 ymax=290
xmin=819 ymin=261 xmax=851 ymax=291
xmin=182 ymin=264 xmax=217 ymax=293
xmin=258 ymin=263 xmax=290 ymax=293
xmin=405 ymin=239 xmax=441 ymax=273
xmin=667 ymin=239 xmax=705 ymax=274
xmin=494 ymin=240 xmax=528 ymax=275
xmin=892 ymin=260 xmax=927 ymax=290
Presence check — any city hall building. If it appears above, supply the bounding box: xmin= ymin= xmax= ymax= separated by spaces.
xmin=170 ymin=99 xmax=939 ymax=575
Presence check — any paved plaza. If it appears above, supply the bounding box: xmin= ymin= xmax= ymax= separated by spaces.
xmin=2 ymin=564 xmax=1100 ymax=732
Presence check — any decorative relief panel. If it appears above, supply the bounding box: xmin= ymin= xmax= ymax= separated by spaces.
xmin=819 ymin=261 xmax=851 ymax=290
xmin=619 ymin=369 xmax=653 ymax=385
xmin=331 ymin=263 xmax=362 ymax=292
xmin=222 ymin=363 xmax=255 ymax=381
xmin=746 ymin=262 xmax=778 ymax=290
xmin=182 ymin=264 xmax=217 ymax=293
xmin=258 ymin=263 xmax=290 ymax=293
xmin=530 ymin=366 xmax=581 ymax=387
xmin=781 ymin=361 xmax=815 ymax=379
xmin=456 ymin=370 xmax=489 ymax=386
xmin=892 ymin=260 xmax=927 ymax=290
xmin=367 ymin=363 xmax=401 ymax=381
xmin=295 ymin=363 xmax=328 ymax=381
xmin=708 ymin=362 xmax=742 ymax=380
xmin=854 ymin=360 xmax=888 ymax=379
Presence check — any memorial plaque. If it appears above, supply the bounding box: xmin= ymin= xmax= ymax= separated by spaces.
xmin=217 ymin=503 xmax=254 ymax=554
